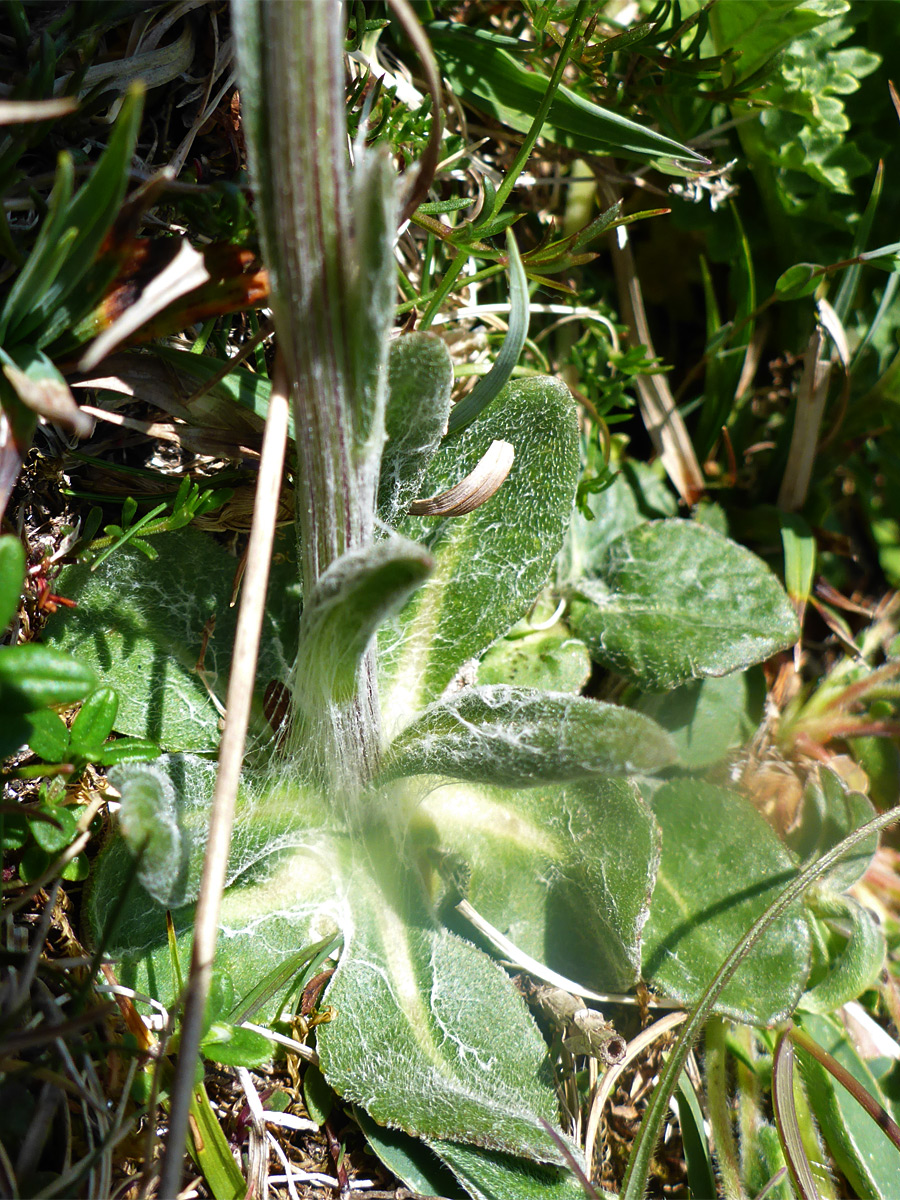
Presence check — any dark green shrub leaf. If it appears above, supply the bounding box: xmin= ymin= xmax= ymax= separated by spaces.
xmin=93 ymin=738 xmax=161 ymax=767
xmin=200 ymin=1022 xmax=272 ymax=1068
xmin=567 ymin=520 xmax=799 ymax=691
xmin=641 ymin=780 xmax=811 ymax=1025
xmin=0 ymin=534 xmax=24 ymax=631
xmin=303 ymin=1064 xmax=334 ymax=1127
xmin=25 ymin=708 xmax=70 ymax=762
xmin=775 ymin=262 xmax=824 ymax=299
xmin=383 ymin=686 xmax=677 ymax=785
xmin=0 ymin=644 xmax=97 ymax=711
xmin=61 ymin=852 xmax=90 ymax=882
xmin=381 ymin=376 xmax=579 ymax=731
xmin=69 ymin=686 xmax=118 ymax=757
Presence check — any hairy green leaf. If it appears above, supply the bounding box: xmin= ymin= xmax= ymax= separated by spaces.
xmin=316 ymin=856 xmax=570 ymax=1165
xmin=46 ymin=528 xmax=299 ymax=751
xmin=784 ymin=767 xmax=878 ymax=894
xmin=383 ymin=685 xmax=676 ymax=785
xmin=635 ymin=669 xmax=765 ymax=769
xmin=797 ymin=1011 xmax=899 ymax=1200
xmin=381 ymin=376 xmax=579 ymax=732
xmin=379 ymin=333 xmax=454 ymax=526
xmin=567 ymin=520 xmax=799 ymax=691
xmin=800 ymin=892 xmax=885 ymax=1015
xmin=412 ymin=777 xmax=659 ymax=993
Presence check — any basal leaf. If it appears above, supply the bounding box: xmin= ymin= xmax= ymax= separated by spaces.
xmin=635 ymin=669 xmax=765 ymax=769
xmin=355 ymin=1108 xmax=465 ymax=1199
xmin=87 ymin=758 xmax=341 ymax=1014
xmin=316 ymin=855 xmax=570 ymax=1165
xmin=641 ymin=780 xmax=811 ymax=1025
xmin=45 ymin=528 xmax=299 ymax=751
xmin=431 ymin=1139 xmax=596 ymax=1200
xmin=567 ymin=520 xmax=799 ymax=691
xmin=382 ymin=685 xmax=677 ymax=785
xmin=411 ymin=777 xmax=659 ymax=993
xmin=379 ymin=332 xmax=454 ymax=526
xmin=380 ymin=376 xmax=578 ymax=733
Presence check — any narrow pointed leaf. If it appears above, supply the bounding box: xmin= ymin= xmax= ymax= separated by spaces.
xmin=0 ymin=534 xmax=25 ymax=631
xmin=427 ymin=22 xmax=707 ymax=169
xmin=382 ymin=685 xmax=676 ymax=785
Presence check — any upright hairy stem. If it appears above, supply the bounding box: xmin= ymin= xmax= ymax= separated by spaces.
xmin=235 ymin=0 xmax=397 ymax=793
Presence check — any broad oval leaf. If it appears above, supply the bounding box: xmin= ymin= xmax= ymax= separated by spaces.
xmin=641 ymin=779 xmax=812 ymax=1025
xmin=411 ymin=777 xmax=660 ymax=993
xmin=46 ymin=527 xmax=300 ymax=751
xmin=567 ymin=520 xmax=799 ymax=691
xmin=382 ymin=685 xmax=677 ymax=785
xmin=636 ymin=669 xmax=765 ymax=769
xmin=380 ymin=376 xmax=579 ymax=733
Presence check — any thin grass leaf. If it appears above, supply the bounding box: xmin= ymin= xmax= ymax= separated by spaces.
xmin=446 ymin=228 xmax=529 ymax=436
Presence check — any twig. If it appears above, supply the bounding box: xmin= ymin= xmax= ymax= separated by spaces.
xmin=157 ymin=355 xmax=290 ymax=1200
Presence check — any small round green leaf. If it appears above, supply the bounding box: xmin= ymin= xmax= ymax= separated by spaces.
xmin=201 ymin=1022 xmax=272 ymax=1068
xmin=775 ymin=263 xmax=823 ymax=299
xmin=29 ymin=805 xmax=78 ymax=853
